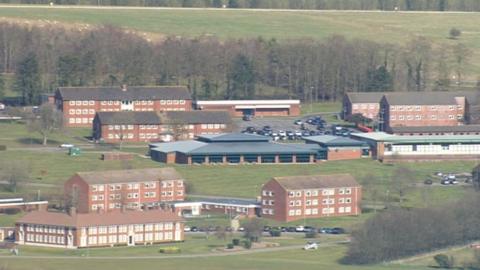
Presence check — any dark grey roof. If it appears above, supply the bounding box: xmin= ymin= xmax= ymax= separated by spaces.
xmin=192 ymin=198 xmax=260 ymax=207
xmin=345 ymin=92 xmax=385 ymax=103
xmin=187 ymin=142 xmax=317 ymax=155
xmin=56 ymin=86 xmax=191 ymax=101
xmin=390 ymin=125 xmax=480 ymax=134
xmin=96 ymin=112 xmax=163 ymax=125
xmin=196 ymin=133 xmax=270 ymax=143
xmin=273 ymin=174 xmax=360 ymax=190
xmin=304 ymin=135 xmax=368 ymax=147
xmin=165 ymin=111 xmax=231 ymax=124
xmin=382 ymin=91 xmax=468 ymax=106
xmin=95 ymin=111 xmax=231 ymax=125
xmin=76 ymin=168 xmax=183 ymax=184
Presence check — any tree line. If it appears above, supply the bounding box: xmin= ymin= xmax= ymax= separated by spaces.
xmin=2 ymin=0 xmax=480 ymax=12
xmin=342 ymin=192 xmax=480 ymax=264
xmin=0 ymin=23 xmax=473 ymax=105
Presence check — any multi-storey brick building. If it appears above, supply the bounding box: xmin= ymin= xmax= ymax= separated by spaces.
xmin=55 ymin=85 xmax=192 ymax=127
xmin=195 ymin=100 xmax=301 ymax=117
xmin=64 ymin=168 xmax=185 ymax=213
xmin=92 ymin=111 xmax=232 ymax=143
xmin=342 ymin=92 xmax=385 ymax=120
xmin=381 ymin=92 xmax=469 ymax=131
xmin=15 ymin=208 xmax=184 ymax=249
xmin=260 ymin=174 xmax=361 ymax=222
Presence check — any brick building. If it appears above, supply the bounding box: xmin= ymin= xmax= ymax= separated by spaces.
xmin=303 ymin=135 xmax=370 ymax=160
xmin=195 ymin=100 xmax=301 ymax=117
xmin=64 ymin=168 xmax=185 ymax=213
xmin=55 ymin=85 xmax=192 ymax=127
xmin=342 ymin=92 xmax=384 ymax=120
xmin=167 ymin=198 xmax=261 ymax=218
xmin=15 ymin=208 xmax=184 ymax=249
xmin=260 ymin=174 xmax=361 ymax=222
xmin=380 ymin=92 xmax=469 ymax=131
xmin=92 ymin=111 xmax=232 ymax=143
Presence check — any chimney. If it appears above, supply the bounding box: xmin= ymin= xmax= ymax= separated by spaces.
xmin=121 ymin=84 xmax=127 ymax=92
xmin=68 ymin=207 xmax=77 ymax=217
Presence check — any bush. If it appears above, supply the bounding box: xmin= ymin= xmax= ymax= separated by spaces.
xmin=226 ymin=243 xmax=234 ymax=249
xmin=243 ymin=239 xmax=252 ymax=249
xmin=305 ymin=231 xmax=318 ymax=238
xmin=159 ymin=247 xmax=181 ymax=254
xmin=4 ymin=208 xmax=20 ymax=215
xmin=269 ymin=229 xmax=281 ymax=237
xmin=232 ymin=238 xmax=240 ymax=246
xmin=449 ymin=28 xmax=462 ymax=39
xmin=434 ymin=254 xmax=455 ymax=268
xmin=0 ymin=145 xmax=6 ymax=151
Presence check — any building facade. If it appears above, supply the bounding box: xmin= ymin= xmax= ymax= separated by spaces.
xmin=167 ymin=198 xmax=260 ymax=218
xmin=15 ymin=208 xmax=184 ymax=249
xmin=92 ymin=111 xmax=232 ymax=143
xmin=64 ymin=168 xmax=185 ymax=213
xmin=303 ymin=135 xmax=370 ymax=160
xmin=261 ymin=174 xmax=362 ymax=222
xmin=342 ymin=92 xmax=384 ymax=120
xmin=195 ymin=100 xmax=301 ymax=117
xmin=55 ymin=85 xmax=192 ymax=127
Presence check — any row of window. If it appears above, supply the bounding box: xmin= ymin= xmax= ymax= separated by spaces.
xmin=86 ymin=223 xmax=174 ymax=235
xmin=390 ymin=105 xmax=462 ymax=111
xmin=26 ymin=225 xmax=65 ymax=234
xmin=200 ymin=124 xmax=226 ymax=129
xmin=390 ymin=114 xmax=461 ymax=121
xmin=69 ymin=100 xmax=95 ymax=106
xmin=287 ymin=188 xmax=352 ymax=198
xmin=86 ymin=232 xmax=174 ymax=245
xmin=91 ymin=181 xmax=183 ymax=192
xmin=352 ymin=104 xmax=378 ymax=110
xmin=26 ymin=234 xmax=65 ymax=244
xmin=288 ymin=206 xmax=352 ymax=216
xmin=68 ymin=117 xmax=93 ymax=124
xmin=69 ymin=109 xmax=95 ymax=115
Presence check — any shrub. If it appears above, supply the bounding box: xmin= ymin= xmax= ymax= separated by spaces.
xmin=305 ymin=231 xmax=318 ymax=238
xmin=243 ymin=239 xmax=252 ymax=249
xmin=0 ymin=145 xmax=6 ymax=151
xmin=4 ymin=208 xmax=20 ymax=215
xmin=269 ymin=229 xmax=281 ymax=237
xmin=232 ymin=238 xmax=240 ymax=246
xmin=449 ymin=28 xmax=462 ymax=39
xmin=226 ymin=243 xmax=234 ymax=249
xmin=434 ymin=254 xmax=455 ymax=268
xmin=159 ymin=246 xmax=181 ymax=254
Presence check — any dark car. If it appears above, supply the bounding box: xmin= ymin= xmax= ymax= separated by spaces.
xmin=330 ymin=227 xmax=345 ymax=234
xmin=243 ymin=115 xmax=253 ymax=121
xmin=424 ymin=178 xmax=433 ymax=185
xmin=263 ymin=226 xmax=272 ymax=232
xmin=263 ymin=125 xmax=272 ymax=132
xmin=245 ymin=126 xmax=256 ymax=133
xmin=303 ymin=226 xmax=316 ymax=233
xmin=287 ymin=227 xmax=297 ymax=232
xmin=190 ymin=226 xmax=198 ymax=232
xmin=319 ymin=227 xmax=333 ymax=234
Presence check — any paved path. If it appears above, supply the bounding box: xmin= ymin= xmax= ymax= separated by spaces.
xmin=0 ymin=240 xmax=348 ymax=260
xmin=0 ymin=180 xmax=57 ymax=188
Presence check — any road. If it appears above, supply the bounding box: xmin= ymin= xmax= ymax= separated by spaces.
xmin=0 ymin=240 xmax=349 ymax=260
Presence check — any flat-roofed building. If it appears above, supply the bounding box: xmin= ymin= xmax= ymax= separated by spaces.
xmin=351 ymin=132 xmax=480 ymax=162
xmin=15 ymin=208 xmax=184 ymax=249
xmin=303 ymin=135 xmax=370 ymax=160
xmin=64 ymin=168 xmax=185 ymax=213
xmin=195 ymin=100 xmax=301 ymax=117
xmin=55 ymin=85 xmax=192 ymax=127
xmin=261 ymin=174 xmax=362 ymax=222
xmin=167 ymin=198 xmax=261 ymax=218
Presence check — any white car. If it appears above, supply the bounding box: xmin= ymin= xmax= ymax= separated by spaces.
xmin=59 ymin=143 xmax=74 ymax=148
xmin=184 ymin=226 xmax=191 ymax=232
xmin=278 ymin=130 xmax=286 ymax=137
xmin=303 ymin=241 xmax=318 ymax=250
xmin=295 ymin=225 xmax=305 ymax=232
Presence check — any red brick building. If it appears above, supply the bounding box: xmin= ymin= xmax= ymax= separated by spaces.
xmin=342 ymin=92 xmax=385 ymax=120
xmin=260 ymin=174 xmax=362 ymax=222
xmin=92 ymin=111 xmax=232 ymax=143
xmin=64 ymin=168 xmax=185 ymax=213
xmin=55 ymin=85 xmax=192 ymax=127
xmin=15 ymin=208 xmax=184 ymax=249
xmin=381 ymin=92 xmax=468 ymax=131
xmin=195 ymin=100 xmax=301 ymax=117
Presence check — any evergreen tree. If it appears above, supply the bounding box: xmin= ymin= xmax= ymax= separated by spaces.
xmin=227 ymin=54 xmax=256 ymax=99
xmin=228 ymin=0 xmax=239 ymax=8
xmin=14 ymin=52 xmax=41 ymax=105
xmin=365 ymin=66 xmax=393 ymax=92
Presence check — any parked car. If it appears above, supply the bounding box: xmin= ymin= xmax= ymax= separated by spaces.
xmin=59 ymin=143 xmax=74 ymax=148
xmin=319 ymin=227 xmax=333 ymax=234
xmin=286 ymin=227 xmax=297 ymax=232
xmin=245 ymin=126 xmax=256 ymax=133
xmin=286 ymin=131 xmax=294 ymax=137
xmin=242 ymin=115 xmax=253 ymax=121
xmin=424 ymin=178 xmax=433 ymax=185
xmin=278 ymin=130 xmax=287 ymax=137
xmin=238 ymin=227 xmax=245 ymax=232
xmin=449 ymin=179 xmax=459 ymax=185
xmin=295 ymin=225 xmax=305 ymax=232
xmin=294 ymin=120 xmax=303 ymax=125
xmin=190 ymin=226 xmax=198 ymax=232
xmin=330 ymin=227 xmax=345 ymax=234
xmin=263 ymin=226 xmax=272 ymax=232
xmin=441 ymin=180 xmax=451 ymax=185
xmin=303 ymin=241 xmax=318 ymax=250
xmin=303 ymin=226 xmax=316 ymax=233
xmin=184 ymin=226 xmax=191 ymax=232
xmin=294 ymin=131 xmax=303 ymax=137
xmin=263 ymin=125 xmax=272 ymax=132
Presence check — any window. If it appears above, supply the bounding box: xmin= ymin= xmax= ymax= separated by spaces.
xmin=322 ymin=189 xmax=334 ymax=196
xmin=399 ymin=115 xmax=405 ymax=120
xmin=345 ymin=188 xmax=352 ymax=194
xmin=89 ymin=100 xmax=95 ymax=105
xmin=76 ymin=101 xmax=82 ymax=106
xmin=431 ymin=115 xmax=437 ymax=120
xmin=415 ymin=115 xmax=421 ymax=120
xmin=69 ymin=109 xmax=75 ymax=115
xmin=83 ymin=101 xmax=88 ymax=105
xmin=390 ymin=115 xmax=396 ymax=121
xmin=69 ymin=101 xmax=75 ymax=105
xmin=89 ymin=109 xmax=95 ymax=114
xmin=449 ymin=115 xmax=455 ymax=120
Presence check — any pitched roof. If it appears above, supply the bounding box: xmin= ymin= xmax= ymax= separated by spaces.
xmin=196 ymin=133 xmax=270 ymax=143
xmin=345 ymin=92 xmax=385 ymax=103
xmin=95 ymin=111 xmax=231 ymax=125
xmin=273 ymin=174 xmax=360 ymax=190
xmin=187 ymin=142 xmax=318 ymax=155
xmin=149 ymin=140 xmax=208 ymax=153
xmin=75 ymin=168 xmax=183 ymax=184
xmin=165 ymin=111 xmax=232 ymax=124
xmin=16 ymin=209 xmax=183 ymax=227
xmin=382 ymin=91 xmax=465 ymax=105
xmin=352 ymin=132 xmax=480 ymax=143
xmin=303 ymin=135 xmax=367 ymax=147
xmin=390 ymin=125 xmax=480 ymax=134
xmin=56 ymin=86 xmax=191 ymax=101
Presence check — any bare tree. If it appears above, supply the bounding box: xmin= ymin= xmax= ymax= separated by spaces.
xmin=27 ymin=103 xmax=63 ymax=146
xmin=110 ymin=113 xmax=135 ymax=150
xmin=243 ymin=217 xmax=265 ymax=242
xmin=0 ymin=160 xmax=30 ymax=193
xmin=390 ymin=166 xmax=415 ymax=207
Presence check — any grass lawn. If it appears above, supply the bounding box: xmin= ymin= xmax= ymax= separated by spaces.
xmin=0 ymin=7 xmax=479 ymax=76
xmin=301 ymin=102 xmax=341 ymax=115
